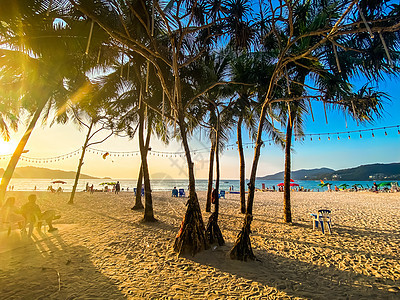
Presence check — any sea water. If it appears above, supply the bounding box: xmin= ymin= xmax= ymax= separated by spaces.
xmin=4 ymin=178 xmax=389 ymax=192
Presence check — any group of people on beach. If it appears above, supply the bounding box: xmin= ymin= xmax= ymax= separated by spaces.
xmin=85 ymin=181 xmax=121 ymax=194
xmin=0 ymin=194 xmax=60 ymax=237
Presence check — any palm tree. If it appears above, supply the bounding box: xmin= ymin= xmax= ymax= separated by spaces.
xmin=0 ymin=0 xmax=112 ymax=203
xmin=229 ymin=0 xmax=400 ymax=260
xmin=72 ymin=0 xmax=259 ymax=255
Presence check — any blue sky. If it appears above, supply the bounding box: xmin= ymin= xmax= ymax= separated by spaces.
xmin=232 ymin=76 xmax=400 ymax=177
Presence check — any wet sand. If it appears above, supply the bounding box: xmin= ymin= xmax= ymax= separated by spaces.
xmin=0 ymin=190 xmax=399 ymax=299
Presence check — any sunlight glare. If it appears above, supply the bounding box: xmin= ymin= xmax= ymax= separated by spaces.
xmin=0 ymin=140 xmax=17 ymax=155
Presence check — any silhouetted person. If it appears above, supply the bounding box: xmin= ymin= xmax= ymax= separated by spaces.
xmin=115 ymin=181 xmax=121 ymax=194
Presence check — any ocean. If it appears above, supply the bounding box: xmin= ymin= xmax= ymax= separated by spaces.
xmin=5 ymin=178 xmax=393 ymax=192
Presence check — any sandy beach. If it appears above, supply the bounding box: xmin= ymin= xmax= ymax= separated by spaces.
xmin=0 ymin=190 xmax=399 ymax=299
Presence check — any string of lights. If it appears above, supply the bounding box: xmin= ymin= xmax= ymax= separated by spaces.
xmin=0 ymin=125 xmax=398 ymax=162
xmin=222 ymin=125 xmax=400 ymax=149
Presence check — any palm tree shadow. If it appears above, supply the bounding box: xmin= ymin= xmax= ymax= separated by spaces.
xmin=0 ymin=231 xmax=125 ymax=299
xmin=185 ymin=243 xmax=399 ymax=299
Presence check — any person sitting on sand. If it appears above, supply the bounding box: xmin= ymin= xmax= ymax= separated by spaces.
xmin=0 ymin=197 xmax=25 ymax=235
xmin=20 ymin=194 xmax=60 ymax=236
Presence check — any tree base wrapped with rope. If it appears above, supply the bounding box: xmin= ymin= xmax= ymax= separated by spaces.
xmin=229 ymin=213 xmax=255 ymax=261
xmin=205 ymin=212 xmax=224 ymax=246
xmin=174 ymin=194 xmax=209 ymax=256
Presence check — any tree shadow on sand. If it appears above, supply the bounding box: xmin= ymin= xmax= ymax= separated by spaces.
xmin=0 ymin=229 xmax=125 ymax=299
xmin=186 ymin=242 xmax=400 ymax=299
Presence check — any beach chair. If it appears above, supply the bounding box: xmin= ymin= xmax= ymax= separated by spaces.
xmin=134 ymin=188 xmax=145 ymax=196
xmin=172 ymin=189 xmax=178 ymax=197
xmin=178 ymin=189 xmax=185 ymax=197
xmin=311 ymin=209 xmax=332 ymax=234
xmin=219 ymin=190 xmax=225 ymax=199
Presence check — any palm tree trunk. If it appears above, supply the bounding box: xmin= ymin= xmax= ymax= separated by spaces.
xmin=174 ymin=111 xmax=209 ymax=255
xmin=0 ymin=101 xmax=46 ymax=204
xmin=237 ymin=116 xmax=246 ymax=214
xmin=139 ymin=107 xmax=155 ymax=222
xmin=132 ymin=165 xmax=144 ymax=210
xmin=206 ymin=111 xmax=224 ymax=246
xmin=230 ymin=103 xmax=269 ymax=261
xmin=68 ymin=121 xmax=94 ymax=204
xmin=205 ymin=139 xmax=216 ymax=212
xmin=132 ymin=117 xmax=152 ymax=210
xmin=283 ymin=113 xmax=295 ymax=223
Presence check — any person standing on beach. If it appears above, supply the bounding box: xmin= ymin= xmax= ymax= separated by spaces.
xmin=90 ymin=184 xmax=94 ymax=194
xmin=211 ymin=188 xmax=218 ymax=204
xmin=115 ymin=181 xmax=121 ymax=194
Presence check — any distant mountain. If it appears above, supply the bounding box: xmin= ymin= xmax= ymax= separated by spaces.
xmin=257 ymin=168 xmax=335 ymax=180
xmin=257 ymin=163 xmax=400 ymax=181
xmin=0 ymin=166 xmax=98 ymax=179
xmin=321 ymin=163 xmax=400 ymax=181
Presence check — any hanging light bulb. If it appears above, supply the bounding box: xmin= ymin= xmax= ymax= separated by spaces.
xmin=328 ymin=136 xmax=330 ymax=140
xmin=348 ymin=135 xmax=351 ymax=139
xmin=337 ymin=136 xmax=340 ymax=140
xmin=310 ymin=137 xmax=313 ymax=141
xmin=385 ymin=131 xmax=387 ymax=136
xmin=360 ymin=133 xmax=362 ymax=138
xmin=372 ymin=131 xmax=375 ymax=137
xmin=319 ymin=136 xmax=321 ymax=141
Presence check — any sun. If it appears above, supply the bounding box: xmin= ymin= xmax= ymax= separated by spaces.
xmin=0 ymin=139 xmax=17 ymax=155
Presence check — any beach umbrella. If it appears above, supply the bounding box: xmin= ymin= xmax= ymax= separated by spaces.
xmin=378 ymin=182 xmax=391 ymax=188
xmin=338 ymin=183 xmax=349 ymax=189
xmin=277 ymin=183 xmax=285 ymax=187
xmin=51 ymin=180 xmax=66 ymax=190
xmin=52 ymin=180 xmax=67 ymax=184
xmin=99 ymin=182 xmax=117 ymax=185
xmin=290 ymin=179 xmax=295 ymax=182
xmin=290 ymin=183 xmax=299 ymax=187
xmin=318 ymin=182 xmax=330 ymax=187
